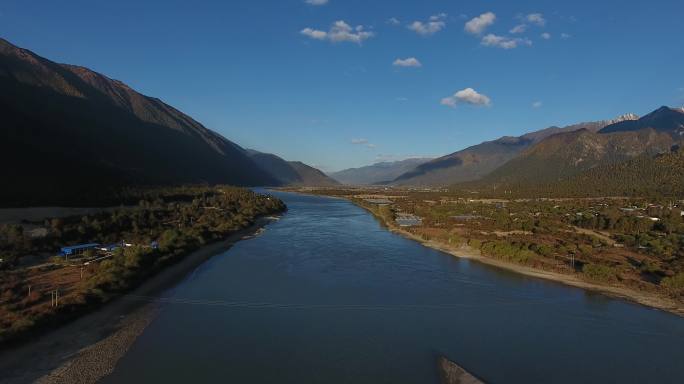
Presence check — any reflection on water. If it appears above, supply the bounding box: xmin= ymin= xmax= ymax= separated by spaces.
xmin=102 ymin=191 xmax=684 ymax=384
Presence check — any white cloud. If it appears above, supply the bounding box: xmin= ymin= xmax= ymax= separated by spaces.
xmin=387 ymin=17 xmax=400 ymax=26
xmin=301 ymin=28 xmax=328 ymax=40
xmin=481 ymin=34 xmax=532 ymax=49
xmin=464 ymin=12 xmax=496 ymax=35
xmin=351 ymin=138 xmax=377 ymax=149
xmin=526 ymin=13 xmax=546 ymax=26
xmin=329 ymin=21 xmax=374 ymax=43
xmin=560 ymin=33 xmax=572 ymax=39
xmin=532 ymin=101 xmax=543 ymax=108
xmin=510 ymin=24 xmax=527 ymax=34
xmin=441 ymin=88 xmax=491 ymax=107
xmin=541 ymin=32 xmax=551 ymax=40
xmin=305 ymin=0 xmax=328 ymax=5
xmin=374 ymin=154 xmax=429 ymax=162
xmin=393 ymin=57 xmax=422 ymax=67
xmin=430 ymin=13 xmax=448 ymax=21
xmin=408 ymin=14 xmax=447 ymax=36
xmin=301 ymin=21 xmax=374 ymax=44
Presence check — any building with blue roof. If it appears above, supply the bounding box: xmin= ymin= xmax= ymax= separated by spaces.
xmin=60 ymin=243 xmax=100 ymax=257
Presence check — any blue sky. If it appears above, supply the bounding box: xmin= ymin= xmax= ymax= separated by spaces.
xmin=2 ymin=0 xmax=683 ymax=172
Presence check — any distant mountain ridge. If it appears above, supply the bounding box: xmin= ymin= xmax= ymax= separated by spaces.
xmin=247 ymin=150 xmax=339 ymax=187
xmin=390 ymin=113 xmax=640 ymax=186
xmin=330 ymin=158 xmax=432 ymax=185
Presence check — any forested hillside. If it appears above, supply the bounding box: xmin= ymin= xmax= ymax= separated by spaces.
xmin=479 ymin=128 xmax=675 ymax=186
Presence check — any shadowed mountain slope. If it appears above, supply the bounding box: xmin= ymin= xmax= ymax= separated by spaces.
xmin=246 ymin=150 xmax=339 ymax=187
xmin=0 ymin=38 xmax=278 ymax=206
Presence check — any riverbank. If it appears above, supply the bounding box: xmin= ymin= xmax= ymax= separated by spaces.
xmin=0 ymin=216 xmax=279 ymax=384
xmin=347 ymin=197 xmax=684 ymax=318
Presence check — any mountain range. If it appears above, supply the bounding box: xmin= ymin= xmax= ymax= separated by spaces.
xmin=246 ymin=150 xmax=339 ymax=187
xmin=3 ymin=36 xmax=683 ymax=203
xmin=388 ymin=114 xmax=641 ymax=186
xmin=446 ymin=106 xmax=684 ymax=196
xmin=0 ymin=38 xmax=333 ymax=206
xmin=329 ymin=158 xmax=432 ymax=185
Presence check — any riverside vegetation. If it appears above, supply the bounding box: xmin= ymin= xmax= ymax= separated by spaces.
xmin=298 ymin=187 xmax=684 ymax=313
xmin=0 ymin=186 xmax=286 ymax=345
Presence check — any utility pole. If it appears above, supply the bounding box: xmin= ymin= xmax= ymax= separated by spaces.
xmin=51 ymin=289 xmax=60 ymax=307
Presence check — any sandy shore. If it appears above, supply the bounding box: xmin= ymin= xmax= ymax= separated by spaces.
xmin=352 ymin=199 xmax=684 ymax=318
xmin=438 ymin=356 xmax=483 ymax=384
xmin=0 ymin=216 xmax=278 ymax=384
xmin=35 ymin=305 xmax=156 ymax=384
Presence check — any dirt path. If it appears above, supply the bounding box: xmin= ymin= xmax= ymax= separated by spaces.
xmin=569 ymin=226 xmax=616 ymax=245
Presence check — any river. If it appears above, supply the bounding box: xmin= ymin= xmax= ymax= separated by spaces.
xmin=101 ymin=191 xmax=684 ymax=383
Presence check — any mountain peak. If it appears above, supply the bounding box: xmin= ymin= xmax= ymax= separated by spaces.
xmin=599 ymin=106 xmax=684 ymax=134
xmin=646 ymin=106 xmax=683 ymax=116
xmin=0 ymin=37 xmax=18 ymax=50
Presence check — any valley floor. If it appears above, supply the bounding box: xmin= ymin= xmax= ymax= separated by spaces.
xmin=289 ymin=187 xmax=684 ymax=317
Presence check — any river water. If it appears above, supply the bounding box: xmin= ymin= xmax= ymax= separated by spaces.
xmin=102 ymin=191 xmax=684 ymax=383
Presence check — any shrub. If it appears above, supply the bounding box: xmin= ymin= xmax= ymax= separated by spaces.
xmin=661 ymin=273 xmax=684 ymax=293
xmin=468 ymin=239 xmax=482 ymax=249
xmin=582 ymin=263 xmax=617 ymax=282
